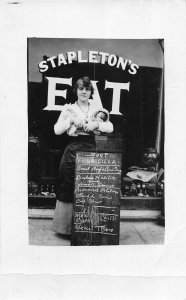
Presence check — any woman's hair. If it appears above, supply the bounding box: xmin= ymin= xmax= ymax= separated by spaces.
xmin=73 ymin=76 xmax=94 ymax=97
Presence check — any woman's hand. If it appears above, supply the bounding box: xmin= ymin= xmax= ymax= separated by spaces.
xmin=71 ymin=116 xmax=84 ymax=128
xmin=83 ymin=121 xmax=98 ymax=132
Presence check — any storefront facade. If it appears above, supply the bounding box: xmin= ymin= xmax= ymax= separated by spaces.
xmin=28 ymin=38 xmax=164 ymax=211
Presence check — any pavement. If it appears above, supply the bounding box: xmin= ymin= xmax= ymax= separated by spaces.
xmin=29 ymin=219 xmax=164 ymax=246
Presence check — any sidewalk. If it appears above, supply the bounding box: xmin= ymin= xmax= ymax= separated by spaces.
xmin=29 ymin=219 xmax=164 ymax=246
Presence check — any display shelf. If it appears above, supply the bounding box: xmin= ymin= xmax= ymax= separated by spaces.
xmin=120 ymin=195 xmax=163 ymax=210
xmin=28 ymin=194 xmax=163 ymax=211
xmin=28 ymin=194 xmax=56 ymax=209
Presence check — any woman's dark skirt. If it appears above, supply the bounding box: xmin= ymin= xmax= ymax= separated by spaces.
xmin=52 ymin=135 xmax=96 ymax=235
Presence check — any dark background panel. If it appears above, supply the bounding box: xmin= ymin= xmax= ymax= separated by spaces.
xmin=28 ymin=64 xmax=163 ymax=184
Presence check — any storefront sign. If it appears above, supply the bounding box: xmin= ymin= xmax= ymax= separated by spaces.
xmin=44 ymin=77 xmax=130 ymax=115
xmin=39 ymin=50 xmax=139 ymax=115
xmin=39 ymin=50 xmax=139 ymax=74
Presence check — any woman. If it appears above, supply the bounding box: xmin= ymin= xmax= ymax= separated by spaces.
xmin=52 ymin=76 xmax=113 ymax=237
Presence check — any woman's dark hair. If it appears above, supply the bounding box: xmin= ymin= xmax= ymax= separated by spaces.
xmin=73 ymin=76 xmax=94 ymax=97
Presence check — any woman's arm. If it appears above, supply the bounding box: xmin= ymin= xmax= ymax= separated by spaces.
xmin=54 ymin=110 xmax=85 ymax=135
xmin=98 ymin=121 xmax=113 ymax=133
xmin=83 ymin=120 xmax=113 ymax=133
xmin=54 ymin=111 xmax=71 ymax=135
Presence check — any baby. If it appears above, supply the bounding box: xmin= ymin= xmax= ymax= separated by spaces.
xmin=67 ymin=108 xmax=109 ymax=136
xmin=91 ymin=109 xmax=108 ymax=135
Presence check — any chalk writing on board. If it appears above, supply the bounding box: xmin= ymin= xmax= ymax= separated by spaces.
xmin=71 ymin=152 xmax=122 ymax=245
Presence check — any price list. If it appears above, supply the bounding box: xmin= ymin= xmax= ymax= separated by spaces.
xmin=71 ymin=152 xmax=122 ymax=246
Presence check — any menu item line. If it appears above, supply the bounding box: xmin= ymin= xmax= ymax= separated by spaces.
xmin=74 ymin=231 xmax=117 ymax=236
xmin=74 ymin=204 xmax=119 ymax=210
xmin=75 ymin=173 xmax=121 ymax=175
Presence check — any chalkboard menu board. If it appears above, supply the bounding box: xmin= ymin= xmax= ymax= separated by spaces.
xmin=71 ymin=151 xmax=122 ymax=246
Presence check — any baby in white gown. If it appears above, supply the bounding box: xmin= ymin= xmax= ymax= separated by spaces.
xmin=67 ymin=107 xmax=110 ymax=136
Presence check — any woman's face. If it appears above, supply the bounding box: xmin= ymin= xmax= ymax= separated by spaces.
xmin=77 ymin=85 xmax=91 ymax=102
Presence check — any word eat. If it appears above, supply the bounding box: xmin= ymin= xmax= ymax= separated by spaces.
xmin=44 ymin=77 xmax=130 ymax=115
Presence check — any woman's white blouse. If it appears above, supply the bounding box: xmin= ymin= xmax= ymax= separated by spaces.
xmin=54 ymin=101 xmax=113 ymax=136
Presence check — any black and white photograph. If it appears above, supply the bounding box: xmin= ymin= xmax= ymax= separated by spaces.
xmin=1 ymin=0 xmax=186 ymax=298
xmin=28 ymin=38 xmax=165 ymax=246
